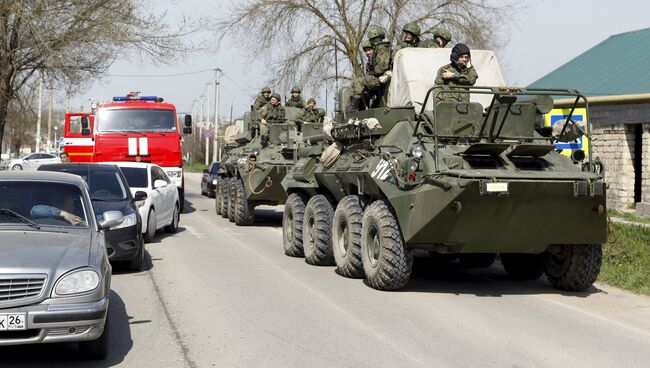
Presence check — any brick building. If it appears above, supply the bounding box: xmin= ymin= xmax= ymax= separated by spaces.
xmin=530 ymin=28 xmax=650 ymax=215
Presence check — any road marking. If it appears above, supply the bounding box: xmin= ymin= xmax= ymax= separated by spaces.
xmin=183 ymin=225 xmax=205 ymax=239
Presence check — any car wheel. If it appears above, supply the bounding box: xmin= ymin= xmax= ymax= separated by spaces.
xmin=543 ymin=244 xmax=602 ymax=291
xmin=332 ymin=195 xmax=365 ymax=278
xmin=220 ymin=178 xmax=231 ymax=218
xmin=164 ymin=203 xmax=180 ymax=233
xmin=129 ymin=238 xmax=145 ymax=271
xmin=144 ymin=208 xmax=156 ymax=243
xmin=11 ymin=164 xmax=22 ymax=170
xmin=234 ymin=179 xmax=255 ymax=226
xmin=227 ymin=178 xmax=237 ymax=222
xmin=283 ymin=192 xmax=308 ymax=257
xmin=79 ymin=312 xmax=110 ymax=360
xmin=215 ymin=180 xmax=223 ymax=215
xmin=302 ymin=195 xmax=335 ymax=266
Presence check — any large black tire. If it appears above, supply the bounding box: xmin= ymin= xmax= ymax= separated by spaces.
xmin=500 ymin=253 xmax=544 ymax=280
xmin=179 ymin=191 xmax=184 ymax=213
xmin=332 ymin=195 xmax=365 ymax=278
xmin=79 ymin=313 xmax=109 ymax=359
xmin=215 ymin=180 xmax=224 ymax=215
xmin=220 ymin=178 xmax=231 ymax=219
xmin=457 ymin=253 xmax=497 ymax=268
xmin=302 ymin=195 xmax=335 ymax=266
xmin=543 ymin=244 xmax=602 ymax=291
xmin=233 ymin=179 xmax=255 ymax=226
xmin=283 ymin=192 xmax=308 ymax=257
xmin=164 ymin=203 xmax=180 ymax=233
xmin=227 ymin=178 xmax=237 ymax=222
xmin=144 ymin=208 xmax=156 ymax=243
xmin=360 ymin=200 xmax=413 ymax=290
xmin=128 ymin=237 xmax=145 ymax=271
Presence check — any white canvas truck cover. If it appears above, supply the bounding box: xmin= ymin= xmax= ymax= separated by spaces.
xmin=388 ymin=48 xmax=505 ymax=110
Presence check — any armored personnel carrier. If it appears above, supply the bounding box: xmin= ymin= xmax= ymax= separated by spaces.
xmin=215 ymin=107 xmax=304 ymax=225
xmin=282 ymin=48 xmax=607 ymax=291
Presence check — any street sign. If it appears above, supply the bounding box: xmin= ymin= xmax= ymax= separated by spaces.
xmin=544 ymin=107 xmax=589 ymax=156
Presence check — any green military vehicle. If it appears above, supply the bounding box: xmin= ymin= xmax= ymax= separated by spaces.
xmin=215 ymin=107 xmax=303 ymax=225
xmin=281 ymin=48 xmax=607 ymax=291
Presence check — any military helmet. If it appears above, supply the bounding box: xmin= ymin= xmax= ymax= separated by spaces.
xmin=291 ymin=86 xmax=301 ymax=93
xmin=261 ymin=86 xmax=271 ymax=93
xmin=361 ymin=39 xmax=373 ymax=50
xmin=307 ymin=98 xmax=316 ymax=104
xmin=402 ymin=22 xmax=421 ymax=38
xmin=270 ymin=92 xmax=281 ymax=101
xmin=450 ymin=43 xmax=471 ymax=61
xmin=367 ymin=25 xmax=386 ymax=41
xmin=433 ymin=28 xmax=452 ymax=42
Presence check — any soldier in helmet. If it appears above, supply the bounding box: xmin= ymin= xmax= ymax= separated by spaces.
xmin=362 ymin=39 xmax=374 ymax=75
xmin=395 ymin=22 xmax=422 ymax=51
xmin=286 ymin=86 xmax=306 ymax=108
xmin=296 ymin=98 xmax=323 ymax=132
xmin=350 ymin=25 xmax=392 ymax=111
xmin=431 ymin=29 xmax=452 ymax=48
xmin=253 ymin=86 xmax=272 ymax=110
xmin=435 ymin=43 xmax=478 ymax=103
xmin=259 ymin=92 xmax=285 ymax=146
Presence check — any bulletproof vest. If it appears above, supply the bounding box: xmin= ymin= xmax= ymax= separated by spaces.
xmin=264 ymin=104 xmax=285 ymax=123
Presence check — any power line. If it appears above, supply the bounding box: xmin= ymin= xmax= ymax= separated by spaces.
xmin=107 ymin=69 xmax=214 ymax=78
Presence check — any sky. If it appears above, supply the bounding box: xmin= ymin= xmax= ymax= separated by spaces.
xmin=68 ymin=0 xmax=650 ymax=121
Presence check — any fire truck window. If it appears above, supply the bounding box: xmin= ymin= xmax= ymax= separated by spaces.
xmin=69 ymin=116 xmax=83 ymax=134
xmin=97 ymin=109 xmax=176 ymax=133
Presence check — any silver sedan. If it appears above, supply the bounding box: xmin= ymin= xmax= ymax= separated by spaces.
xmin=0 ymin=171 xmax=122 ymax=359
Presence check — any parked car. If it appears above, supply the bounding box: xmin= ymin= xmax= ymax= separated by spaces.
xmin=0 ymin=152 xmax=60 ymax=171
xmin=201 ymin=162 xmax=220 ymax=198
xmin=0 ymin=171 xmax=116 ymax=359
xmin=38 ymin=163 xmax=146 ymax=271
xmin=111 ymin=162 xmax=180 ymax=242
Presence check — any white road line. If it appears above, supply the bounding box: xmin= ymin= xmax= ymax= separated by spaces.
xmin=183 ymin=224 xmax=205 ymax=239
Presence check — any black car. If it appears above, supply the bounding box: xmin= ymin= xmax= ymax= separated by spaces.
xmin=39 ymin=163 xmax=146 ymax=271
xmin=201 ymin=162 xmax=220 ymax=198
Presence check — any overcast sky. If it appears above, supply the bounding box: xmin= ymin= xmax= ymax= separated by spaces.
xmin=68 ymin=0 xmax=650 ymax=119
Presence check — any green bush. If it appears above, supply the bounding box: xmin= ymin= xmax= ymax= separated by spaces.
xmin=600 ymin=223 xmax=650 ymax=295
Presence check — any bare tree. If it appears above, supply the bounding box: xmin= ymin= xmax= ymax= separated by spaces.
xmin=0 ymin=0 xmax=192 ymax=153
xmin=213 ymin=0 xmax=514 ymax=94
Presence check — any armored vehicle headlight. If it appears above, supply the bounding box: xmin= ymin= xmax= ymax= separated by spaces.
xmin=410 ymin=145 xmax=424 ymax=159
xmin=571 ymin=149 xmax=585 ymax=163
xmin=54 ymin=269 xmax=100 ymax=296
xmin=251 ymin=147 xmax=261 ymax=157
xmin=408 ymin=159 xmax=419 ymax=172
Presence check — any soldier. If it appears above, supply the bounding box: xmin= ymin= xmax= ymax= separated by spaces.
xmin=395 ymin=22 xmax=422 ymax=51
xmin=259 ymin=92 xmax=285 ymax=146
xmin=253 ymin=86 xmax=272 ymax=110
xmin=431 ymin=29 xmax=452 ymax=48
xmin=296 ymin=98 xmax=323 ymax=132
xmin=350 ymin=25 xmax=392 ymax=111
xmin=286 ymin=86 xmax=306 ymax=108
xmin=362 ymin=39 xmax=374 ymax=75
xmin=434 ymin=43 xmax=478 ymax=103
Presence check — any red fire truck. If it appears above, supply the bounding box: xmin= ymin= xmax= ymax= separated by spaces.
xmin=63 ymin=92 xmax=192 ymax=209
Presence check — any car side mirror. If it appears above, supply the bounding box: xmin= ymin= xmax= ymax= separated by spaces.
xmin=183 ymin=127 xmax=192 ymax=135
xmin=134 ymin=191 xmax=148 ymax=201
xmin=184 ymin=114 xmax=192 ymax=127
xmin=153 ymin=179 xmax=168 ymax=189
xmin=99 ymin=210 xmax=124 ymax=230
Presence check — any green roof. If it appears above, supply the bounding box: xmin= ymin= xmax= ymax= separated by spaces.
xmin=529 ymin=28 xmax=650 ymax=96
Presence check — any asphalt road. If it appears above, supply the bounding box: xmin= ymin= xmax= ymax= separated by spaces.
xmin=3 ymin=172 xmax=650 ymax=367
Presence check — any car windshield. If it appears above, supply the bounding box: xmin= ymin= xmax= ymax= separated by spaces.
xmin=0 ymin=181 xmax=89 ymax=228
xmin=120 ymin=167 xmax=149 ymax=188
xmin=97 ymin=108 xmax=176 ymax=133
xmin=44 ymin=167 xmax=129 ymax=201
xmin=211 ymin=163 xmax=220 ymax=174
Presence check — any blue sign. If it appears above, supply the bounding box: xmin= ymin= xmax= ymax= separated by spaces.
xmin=550 ymin=114 xmax=584 ymax=150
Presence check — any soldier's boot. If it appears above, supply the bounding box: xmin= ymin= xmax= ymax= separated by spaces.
xmin=348 ymin=96 xmax=362 ymax=112
xmin=261 ymin=135 xmax=269 ymax=148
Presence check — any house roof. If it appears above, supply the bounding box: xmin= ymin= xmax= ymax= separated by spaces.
xmin=528 ymin=28 xmax=650 ymax=96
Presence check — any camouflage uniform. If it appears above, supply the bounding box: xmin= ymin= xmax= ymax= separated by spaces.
xmin=259 ymin=93 xmax=285 ymax=137
xmin=434 ymin=43 xmax=478 ymax=103
xmin=253 ymin=86 xmax=272 ymax=110
xmin=286 ymin=96 xmax=306 ymax=108
xmin=352 ymin=32 xmax=392 ymax=104
xmin=429 ymin=29 xmax=452 ymax=49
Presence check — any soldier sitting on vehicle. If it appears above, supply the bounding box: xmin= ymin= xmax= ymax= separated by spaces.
xmin=253 ymin=86 xmax=272 ymax=110
xmin=296 ymin=98 xmax=324 ymax=132
xmin=434 ymin=43 xmax=478 ymax=103
xmin=350 ymin=25 xmax=392 ymax=111
xmin=431 ymin=29 xmax=452 ymax=48
xmin=259 ymin=93 xmax=285 ymax=147
xmin=395 ymin=22 xmax=425 ymax=51
xmin=362 ymin=40 xmax=374 ymax=75
xmin=285 ymin=86 xmax=306 ymax=108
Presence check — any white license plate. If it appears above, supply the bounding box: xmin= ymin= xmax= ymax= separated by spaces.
xmin=0 ymin=313 xmax=27 ymax=330
xmin=486 ymin=182 xmax=509 ymax=193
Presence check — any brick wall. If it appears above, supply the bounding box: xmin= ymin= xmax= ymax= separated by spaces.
xmin=643 ymin=124 xmax=650 ymax=204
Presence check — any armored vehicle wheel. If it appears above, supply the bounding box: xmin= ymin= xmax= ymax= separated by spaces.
xmin=215 ymin=180 xmax=223 ymax=215
xmin=283 ymin=193 xmax=308 ymax=257
xmin=332 ymin=195 xmax=365 ymax=278
xmin=227 ymin=178 xmax=237 ymax=222
xmin=220 ymin=178 xmax=231 ymax=219
xmin=233 ymin=179 xmax=255 ymax=225
xmin=542 ymin=244 xmax=602 ymax=291
xmin=500 ymin=253 xmax=543 ymax=280
xmin=302 ymin=195 xmax=335 ymax=266
xmin=360 ymin=200 xmax=413 ymax=290
xmin=457 ymin=253 xmax=497 ymax=268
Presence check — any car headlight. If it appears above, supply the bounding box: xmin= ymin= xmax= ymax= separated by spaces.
xmin=408 ymin=159 xmax=419 ymax=172
xmin=410 ymin=145 xmax=424 ymax=159
xmin=54 ymin=269 xmax=100 ymax=296
xmin=112 ymin=213 xmax=137 ymax=229
xmin=165 ymin=169 xmax=182 ymax=179
xmin=212 ymin=178 xmax=218 ymax=185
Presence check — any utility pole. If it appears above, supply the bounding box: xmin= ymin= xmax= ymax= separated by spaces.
xmin=212 ymin=68 xmax=221 ymax=163
xmin=47 ymin=86 xmax=54 ymax=152
xmin=204 ymin=92 xmax=210 ymax=165
xmin=36 ymin=72 xmax=43 ymax=152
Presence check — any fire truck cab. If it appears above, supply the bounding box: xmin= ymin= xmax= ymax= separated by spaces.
xmin=63 ymin=92 xmax=192 ymax=210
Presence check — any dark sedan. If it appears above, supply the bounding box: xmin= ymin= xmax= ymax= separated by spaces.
xmin=201 ymin=162 xmax=220 ymax=198
xmin=39 ymin=163 xmax=146 ymax=271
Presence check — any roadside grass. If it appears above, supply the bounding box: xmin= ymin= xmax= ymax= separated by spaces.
xmin=600 ymin=223 xmax=650 ymax=295
xmin=608 ymin=209 xmax=650 ymax=225
xmin=184 ymin=161 xmax=208 ymax=173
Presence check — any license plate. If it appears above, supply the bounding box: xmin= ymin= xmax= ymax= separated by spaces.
xmin=0 ymin=313 xmax=27 ymax=330
xmin=486 ymin=182 xmax=508 ymax=193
